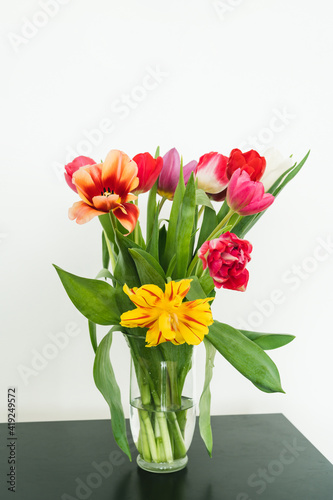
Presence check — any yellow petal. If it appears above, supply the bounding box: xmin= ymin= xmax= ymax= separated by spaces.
xmin=165 ymin=279 xmax=192 ymax=302
xmin=146 ymin=322 xmax=167 ymax=347
xmin=158 ymin=312 xmax=175 ymax=341
xmin=120 ymin=307 xmax=155 ymax=328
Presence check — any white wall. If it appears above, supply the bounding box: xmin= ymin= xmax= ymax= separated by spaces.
xmin=1 ymin=0 xmax=332 ymax=464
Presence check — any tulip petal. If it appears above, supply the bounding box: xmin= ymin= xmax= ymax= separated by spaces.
xmin=195 ymin=152 xmax=229 ymax=194
xmin=73 ymin=164 xmax=103 ymax=205
xmin=113 ymin=202 xmax=139 ymax=234
xmin=102 ymin=150 xmax=139 ymax=197
xmin=92 ymin=194 xmax=121 ymax=212
xmin=68 ymin=201 xmax=105 ymax=224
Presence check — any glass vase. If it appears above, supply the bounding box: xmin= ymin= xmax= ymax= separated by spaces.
xmin=126 ymin=334 xmax=196 ymax=473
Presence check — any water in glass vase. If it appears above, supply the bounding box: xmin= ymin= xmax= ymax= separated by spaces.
xmin=130 ymin=396 xmax=196 ymax=473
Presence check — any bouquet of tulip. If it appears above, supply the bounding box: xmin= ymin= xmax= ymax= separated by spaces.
xmin=55 ymin=146 xmax=309 ymax=471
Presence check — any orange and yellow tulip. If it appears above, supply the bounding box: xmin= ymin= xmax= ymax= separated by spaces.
xmin=68 ymin=149 xmax=139 ymax=234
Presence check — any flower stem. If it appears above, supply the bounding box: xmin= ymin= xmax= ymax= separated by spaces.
xmin=158 ymin=196 xmax=167 ymax=214
xmin=141 ymin=410 xmax=159 ymax=462
xmin=139 ymin=412 xmax=152 ymax=462
xmin=134 ymin=199 xmax=139 ymax=245
xmin=156 ymin=412 xmax=174 ymax=463
xmin=167 ymin=411 xmax=187 ymax=458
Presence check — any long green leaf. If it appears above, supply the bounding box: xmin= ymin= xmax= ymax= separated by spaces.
xmin=199 ymin=338 xmax=216 ymax=457
xmin=158 ymin=224 xmax=167 ymax=269
xmin=102 ymin=231 xmax=110 ymax=270
xmin=88 ymin=320 xmax=98 ymax=353
xmin=99 ymin=214 xmax=116 ymax=250
xmin=196 ymin=206 xmax=218 ymax=252
xmin=146 ymin=180 xmax=158 ymax=244
xmin=129 ymin=249 xmax=166 ymax=288
xmin=162 ymin=164 xmax=185 ymax=269
xmin=240 ymin=330 xmax=295 ymax=350
xmin=217 ymin=200 xmax=229 ymax=223
xmin=173 ymin=173 xmax=196 ymax=279
xmin=146 ymin=210 xmax=159 ymax=261
xmin=54 ymin=265 xmax=121 ymax=325
xmin=93 ymin=329 xmax=131 ymax=460
xmin=206 ymin=321 xmax=284 ymax=393
xmin=114 ymin=230 xmax=140 ymax=287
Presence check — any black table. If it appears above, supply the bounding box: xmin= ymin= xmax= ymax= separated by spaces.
xmin=1 ymin=414 xmax=332 ymax=500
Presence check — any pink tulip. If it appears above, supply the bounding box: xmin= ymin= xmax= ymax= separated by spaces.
xmin=199 ymin=232 xmax=252 ymax=291
xmin=226 ymin=169 xmax=274 ymax=216
xmin=132 ymin=152 xmax=163 ymax=195
xmin=64 ymin=156 xmax=96 ymax=192
xmin=195 ymin=152 xmax=229 ymax=195
xmin=157 ymin=148 xmax=197 ymax=200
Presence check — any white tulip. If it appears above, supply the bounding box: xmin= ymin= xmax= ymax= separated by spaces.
xmin=261 ymin=148 xmax=295 ymax=191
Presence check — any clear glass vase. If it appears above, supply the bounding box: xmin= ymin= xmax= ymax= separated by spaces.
xmin=126 ymin=334 xmax=196 ymax=473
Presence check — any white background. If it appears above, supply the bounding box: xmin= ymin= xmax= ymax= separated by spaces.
xmin=1 ymin=0 xmax=333 ymax=465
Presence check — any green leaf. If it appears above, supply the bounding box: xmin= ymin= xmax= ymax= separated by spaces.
xmin=146 ymin=210 xmax=159 ymax=262
xmin=135 ymin=220 xmax=146 ymax=249
xmin=99 ymin=214 xmax=116 ymax=250
xmin=162 ymin=164 xmax=185 ymax=269
xmin=147 ymin=180 xmax=158 ymax=244
xmin=93 ymin=329 xmax=132 ymax=460
xmin=154 ymin=145 xmax=160 ymax=158
xmin=54 ymin=265 xmax=121 ymax=325
xmin=186 ymin=276 xmax=208 ymax=300
xmin=199 ymin=274 xmax=215 ymax=297
xmin=189 ymin=206 xmax=198 ymax=264
xmin=95 ymin=268 xmax=115 ymax=281
xmin=173 ymin=173 xmax=196 ymax=279
xmin=199 ymin=338 xmax=216 ymax=457
xmin=240 ymin=330 xmax=295 ymax=350
xmin=217 ymin=200 xmax=229 ymax=223
xmin=129 ymin=248 xmax=166 ymax=288
xmin=158 ymin=224 xmax=167 ymax=269
xmin=206 ymin=321 xmax=284 ymax=393
xmin=196 ymin=189 xmax=214 ymax=209
xmin=196 ymin=206 xmax=218 ymax=252
xmin=165 ymin=254 xmax=176 ymax=278
xmin=102 ymin=231 xmax=110 ymax=270
xmin=88 ymin=320 xmax=98 ymax=353
xmin=114 ymin=230 xmax=140 ymax=287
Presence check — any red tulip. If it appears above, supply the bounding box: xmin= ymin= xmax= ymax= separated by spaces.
xmin=64 ymin=156 xmax=96 ymax=192
xmin=199 ymin=232 xmax=252 ymax=291
xmin=132 ymin=153 xmax=163 ymax=195
xmin=226 ymin=169 xmax=274 ymax=216
xmin=227 ymin=149 xmax=266 ymax=182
